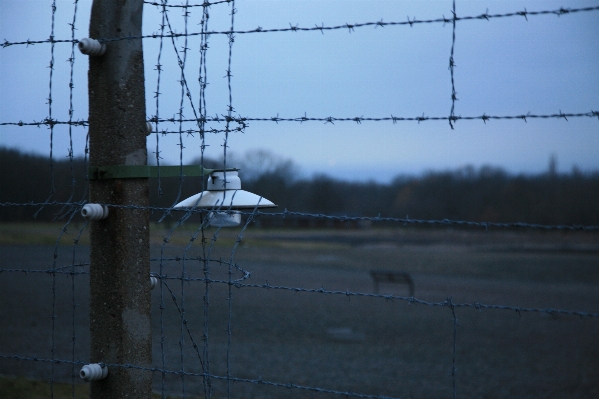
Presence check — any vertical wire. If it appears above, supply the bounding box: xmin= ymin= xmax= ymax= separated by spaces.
xmin=200 ymin=208 xmax=210 ymax=399
xmin=67 ymin=4 xmax=80 ymax=394
xmin=156 ymin=3 xmax=169 ymax=397
xmin=448 ymin=6 xmax=458 ymax=399
xmin=449 ymin=0 xmax=457 ymax=129
xmin=154 ymin=1 xmax=169 ymax=197
xmin=48 ymin=0 xmax=57 ymax=197
xmin=51 ymin=239 xmax=57 ymax=399
xmin=221 ymin=0 xmax=236 ymax=172
xmin=198 ymin=4 xmax=209 ymax=146
xmin=176 ymin=4 xmax=191 ymax=396
xmin=224 ymin=2 xmax=236 ymax=397
xmin=449 ymin=298 xmax=458 ymax=399
xmin=157 ymin=3 xmax=206 ymax=223
xmin=66 ymin=0 xmax=80 ymax=210
xmin=81 ymin=131 xmax=90 ymax=204
xmin=50 ymin=211 xmax=79 ymax=398
xmin=198 ymin=4 xmax=211 ymax=398
xmin=176 ymin=0 xmax=192 ymax=211
xmin=70 ymin=220 xmax=87 ymax=399
xmin=35 ymin=0 xmax=59 ymax=219
xmin=158 ymin=223 xmax=177 ymax=399
xmin=48 ymin=3 xmax=58 ymax=396
xmin=226 ymin=204 xmax=260 ymax=399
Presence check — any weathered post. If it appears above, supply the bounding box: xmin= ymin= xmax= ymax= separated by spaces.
xmin=87 ymin=1 xmax=151 ymax=398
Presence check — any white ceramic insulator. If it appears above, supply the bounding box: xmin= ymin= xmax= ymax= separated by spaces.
xmin=78 ymin=38 xmax=106 ymax=56
xmin=146 ymin=122 xmax=153 ymax=135
xmin=80 ymin=364 xmax=108 ymax=382
xmin=81 ymin=204 xmax=109 ymax=220
xmin=208 ymin=211 xmax=241 ymax=227
xmin=150 ymin=276 xmax=158 ymax=290
xmin=207 ymin=171 xmax=241 ymax=190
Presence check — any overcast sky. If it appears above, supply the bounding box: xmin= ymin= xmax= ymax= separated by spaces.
xmin=1 ymin=0 xmax=598 ymax=182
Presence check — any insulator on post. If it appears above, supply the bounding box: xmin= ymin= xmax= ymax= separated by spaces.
xmin=80 ymin=363 xmax=108 ymax=382
xmin=146 ymin=122 xmax=153 ymax=136
xmin=150 ymin=276 xmax=158 ymax=290
xmin=81 ymin=204 xmax=109 ymax=220
xmin=78 ymin=38 xmax=106 ymax=56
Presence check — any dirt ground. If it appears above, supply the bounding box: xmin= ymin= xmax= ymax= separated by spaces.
xmin=1 ymin=227 xmax=598 ymax=398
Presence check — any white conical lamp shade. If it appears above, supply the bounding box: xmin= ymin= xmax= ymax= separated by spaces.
xmin=173 ymin=189 xmax=276 ymax=209
xmin=173 ymin=170 xmax=277 ymax=210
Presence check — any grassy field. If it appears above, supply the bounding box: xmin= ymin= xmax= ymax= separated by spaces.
xmin=0 ymin=376 xmax=88 ymax=399
xmin=0 ymin=375 xmax=202 ymax=399
xmin=1 ymin=222 xmax=598 ymax=398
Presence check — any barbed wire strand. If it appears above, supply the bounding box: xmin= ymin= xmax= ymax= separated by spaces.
xmin=151 ymin=4 xmax=174 ymax=394
xmin=71 ymin=223 xmax=87 ymax=399
xmin=4 ymin=110 xmax=598 ymax=130
xmin=49 ymin=210 xmax=80 ymax=398
xmin=449 ymin=297 xmax=458 ymax=399
xmin=449 ymin=3 xmax=458 ymax=391
xmin=67 ymin=4 xmax=81 ymax=395
xmin=2 ymin=264 xmax=598 ymax=319
xmin=0 ymin=353 xmax=408 ymax=399
xmin=197 ymin=3 xmax=214 ymax=398
xmin=156 ymin=0 xmax=198 ymax=223
xmin=47 ymin=3 xmax=58 ymax=397
xmin=177 ymin=3 xmax=191 ymax=396
xmin=223 ymin=3 xmax=237 ymax=397
xmin=449 ymin=0 xmax=457 ymax=129
xmin=198 ymin=7 xmax=213 ymax=399
xmin=145 ymin=0 xmax=232 ymax=8
xmin=3 ymin=6 xmax=599 ymax=48
xmin=2 ymin=201 xmax=599 ymax=232
xmin=65 ymin=0 xmax=79 ymax=216
xmin=151 ymin=1 xmax=168 ymax=197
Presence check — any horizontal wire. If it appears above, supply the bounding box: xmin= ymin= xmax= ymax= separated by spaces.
xmin=0 ymin=354 xmax=402 ymax=399
xmin=2 ymin=6 xmax=598 ymax=48
xmin=0 ymin=268 xmax=89 ymax=276
xmin=2 ymin=202 xmax=598 ymax=232
xmin=152 ymin=276 xmax=599 ymax=318
xmin=144 ymin=0 xmax=232 ymax=7
xmin=3 ymin=111 xmax=598 ymax=129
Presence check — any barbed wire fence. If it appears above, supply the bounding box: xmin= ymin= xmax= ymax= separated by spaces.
xmin=1 ymin=1 xmax=599 ymax=399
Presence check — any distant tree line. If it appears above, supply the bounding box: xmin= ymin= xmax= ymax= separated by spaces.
xmin=1 ymin=147 xmax=598 ymax=226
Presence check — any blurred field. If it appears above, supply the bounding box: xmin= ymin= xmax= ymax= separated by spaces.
xmin=1 ymin=223 xmax=598 ymax=398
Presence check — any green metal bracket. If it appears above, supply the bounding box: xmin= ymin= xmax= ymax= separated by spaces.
xmin=88 ymin=165 xmax=238 ymax=180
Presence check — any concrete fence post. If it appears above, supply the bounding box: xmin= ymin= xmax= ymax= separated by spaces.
xmin=87 ymin=1 xmax=152 ymax=398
